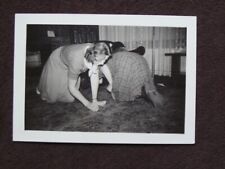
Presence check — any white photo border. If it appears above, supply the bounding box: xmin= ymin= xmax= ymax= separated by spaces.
xmin=13 ymin=14 xmax=196 ymax=144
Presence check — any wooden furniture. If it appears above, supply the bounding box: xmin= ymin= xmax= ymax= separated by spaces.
xmin=165 ymin=52 xmax=186 ymax=86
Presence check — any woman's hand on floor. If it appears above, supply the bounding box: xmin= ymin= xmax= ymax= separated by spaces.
xmin=93 ymin=100 xmax=107 ymax=107
xmin=86 ymin=102 xmax=99 ymax=112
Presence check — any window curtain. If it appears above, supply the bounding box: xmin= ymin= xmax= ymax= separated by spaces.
xmin=99 ymin=26 xmax=186 ymax=76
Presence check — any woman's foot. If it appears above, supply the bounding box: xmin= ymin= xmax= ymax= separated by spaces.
xmin=36 ymin=87 xmax=40 ymax=95
xmin=147 ymin=90 xmax=164 ymax=107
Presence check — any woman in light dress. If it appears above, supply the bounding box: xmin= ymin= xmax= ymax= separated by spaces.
xmin=37 ymin=42 xmax=113 ymax=112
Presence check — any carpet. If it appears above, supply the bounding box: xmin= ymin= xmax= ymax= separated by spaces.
xmin=25 ymin=73 xmax=185 ymax=133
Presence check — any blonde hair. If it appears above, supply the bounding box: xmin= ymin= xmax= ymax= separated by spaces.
xmin=84 ymin=42 xmax=111 ymax=63
xmin=93 ymin=42 xmax=111 ymax=55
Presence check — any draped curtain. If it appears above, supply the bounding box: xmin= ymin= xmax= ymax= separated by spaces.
xmin=99 ymin=26 xmax=186 ymax=76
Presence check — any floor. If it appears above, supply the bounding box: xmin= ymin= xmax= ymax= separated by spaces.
xmin=25 ymin=67 xmax=185 ymax=133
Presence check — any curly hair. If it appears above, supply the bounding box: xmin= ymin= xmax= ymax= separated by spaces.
xmin=84 ymin=47 xmax=95 ymax=63
xmin=84 ymin=42 xmax=111 ymax=64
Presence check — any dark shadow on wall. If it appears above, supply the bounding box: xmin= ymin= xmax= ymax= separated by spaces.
xmin=26 ymin=24 xmax=99 ymax=66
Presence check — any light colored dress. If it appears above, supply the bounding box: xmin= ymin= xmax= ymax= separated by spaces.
xmin=37 ymin=43 xmax=93 ymax=103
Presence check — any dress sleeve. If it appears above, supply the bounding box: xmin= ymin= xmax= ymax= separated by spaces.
xmin=67 ymin=57 xmax=83 ymax=80
xmin=64 ymin=44 xmax=90 ymax=80
xmin=68 ymin=65 xmax=80 ymax=80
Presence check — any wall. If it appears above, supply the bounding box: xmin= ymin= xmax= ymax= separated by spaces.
xmin=99 ymin=26 xmax=186 ymax=77
xmin=26 ymin=25 xmax=99 ymax=65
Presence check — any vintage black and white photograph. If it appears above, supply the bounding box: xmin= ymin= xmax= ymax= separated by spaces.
xmin=13 ymin=14 xmax=196 ymax=144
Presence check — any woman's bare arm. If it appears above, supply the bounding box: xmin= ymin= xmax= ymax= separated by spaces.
xmin=90 ymin=66 xmax=106 ymax=107
xmin=68 ymin=77 xmax=99 ymax=111
xmin=100 ymin=64 xmax=113 ymax=92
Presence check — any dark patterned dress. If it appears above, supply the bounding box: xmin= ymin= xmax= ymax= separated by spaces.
xmin=107 ymin=51 xmax=156 ymax=101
